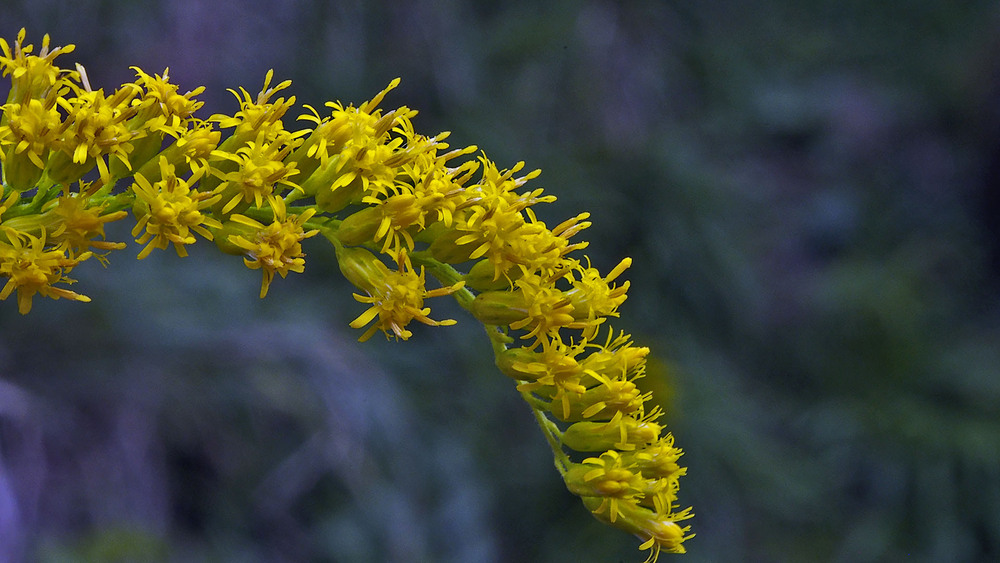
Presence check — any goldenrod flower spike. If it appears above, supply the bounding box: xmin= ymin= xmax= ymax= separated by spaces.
xmin=0 ymin=29 xmax=692 ymax=560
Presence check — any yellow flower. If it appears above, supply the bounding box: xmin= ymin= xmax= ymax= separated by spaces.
xmin=0 ymin=29 xmax=76 ymax=101
xmin=398 ymin=145 xmax=479 ymax=225
xmin=114 ymin=67 xmax=207 ymax=175
xmin=213 ymin=136 xmax=300 ymax=214
xmin=512 ymin=270 xmax=599 ymax=346
xmin=494 ymin=213 xmax=591 ymax=283
xmin=339 ymin=190 xmax=428 ymax=255
xmin=623 ymin=435 xmax=684 ymax=481
xmin=0 ymin=227 xmax=91 ymax=314
xmin=580 ymin=330 xmax=649 ymax=377
xmin=581 ymin=495 xmax=693 ymax=560
xmin=564 ymin=450 xmax=646 ymax=523
xmin=130 ymin=67 xmax=205 ymax=137
xmin=565 ymin=257 xmax=632 ymax=325
xmin=227 ymin=205 xmax=319 ymax=298
xmin=493 ymin=328 xmax=652 ymax=422
xmin=549 ymin=372 xmax=647 ymax=423
xmin=336 ymin=148 xmax=474 ymax=256
xmin=48 ymin=193 xmax=128 ymax=260
xmin=470 ymin=274 xmax=594 ymax=348
xmin=130 ymin=157 xmax=222 ymax=259
xmin=440 ymin=158 xmax=538 ymax=257
xmin=620 ymin=435 xmax=687 ymax=515
xmin=367 ymin=190 xmax=423 ymax=253
xmin=49 ymin=85 xmax=139 ymax=184
xmin=212 ymin=69 xmax=298 ymax=146
xmin=300 ymin=78 xmax=403 ymax=164
xmin=427 ymin=156 xmax=590 ymax=285
xmin=0 ymin=98 xmax=62 ymax=188
xmin=344 ymin=249 xmax=464 ymax=341
xmin=298 ymin=79 xmax=432 ymax=203
xmin=504 ymin=339 xmax=590 ymax=416
xmin=159 ymin=120 xmax=221 ymax=178
xmin=561 ymin=410 xmax=663 ymax=452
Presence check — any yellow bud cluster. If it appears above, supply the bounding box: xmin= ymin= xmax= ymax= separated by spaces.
xmin=0 ymin=29 xmax=691 ymax=559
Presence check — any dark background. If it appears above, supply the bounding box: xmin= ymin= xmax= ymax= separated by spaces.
xmin=2 ymin=1 xmax=1000 ymax=561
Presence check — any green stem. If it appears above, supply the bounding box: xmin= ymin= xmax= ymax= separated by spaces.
xmin=90 ymin=191 xmax=136 ymax=214
xmin=524 ymin=392 xmax=570 ymax=474
xmin=409 ymin=250 xmax=477 ymax=310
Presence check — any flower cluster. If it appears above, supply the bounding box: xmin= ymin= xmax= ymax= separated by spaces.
xmin=0 ymin=30 xmax=691 ymax=558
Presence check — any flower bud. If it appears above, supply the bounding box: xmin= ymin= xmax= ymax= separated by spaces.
xmin=470 ymin=290 xmax=530 ymax=326
xmin=548 ymin=378 xmax=644 ymax=422
xmin=561 ymin=416 xmax=662 ymax=452
xmin=3 ymin=146 xmax=45 ymax=191
xmin=336 ymin=206 xmax=381 ymax=246
xmin=297 ymin=156 xmax=340 ymax=197
xmin=212 ymin=220 xmax=257 ymax=255
xmin=412 ymin=221 xmax=447 ymax=244
xmin=463 ymin=258 xmax=519 ymax=291
xmin=334 ymin=244 xmax=386 ymax=293
xmin=0 ymin=208 xmax=56 ymax=237
xmin=44 ymin=149 xmax=97 ymax=186
xmin=620 ymin=436 xmax=684 ymax=480
xmin=314 ymin=168 xmax=363 ymax=213
xmin=495 ymin=346 xmax=545 ymax=380
xmin=563 ymin=459 xmax=643 ymax=500
xmin=109 ymin=132 xmax=162 ymax=179
xmin=428 ymin=228 xmax=480 ymax=264
xmin=580 ymin=496 xmax=690 ymax=555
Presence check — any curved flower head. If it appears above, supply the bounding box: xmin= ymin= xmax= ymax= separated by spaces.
xmin=0 ymin=32 xmax=692 ymax=557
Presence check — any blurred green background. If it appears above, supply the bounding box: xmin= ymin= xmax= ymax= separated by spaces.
xmin=2 ymin=1 xmax=1000 ymax=561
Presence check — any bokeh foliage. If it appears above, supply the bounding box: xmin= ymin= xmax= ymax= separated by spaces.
xmin=1 ymin=1 xmax=999 ymax=561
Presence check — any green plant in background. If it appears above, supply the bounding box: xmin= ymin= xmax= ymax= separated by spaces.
xmin=0 ymin=29 xmax=692 ymax=560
